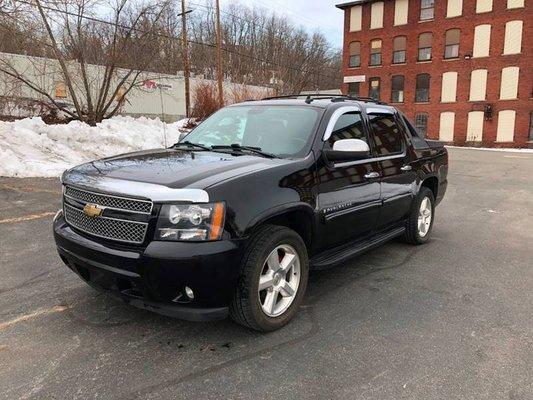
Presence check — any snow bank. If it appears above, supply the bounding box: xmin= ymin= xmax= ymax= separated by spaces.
xmin=0 ymin=116 xmax=189 ymax=177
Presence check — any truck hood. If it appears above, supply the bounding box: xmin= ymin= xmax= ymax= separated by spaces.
xmin=62 ymin=148 xmax=289 ymax=190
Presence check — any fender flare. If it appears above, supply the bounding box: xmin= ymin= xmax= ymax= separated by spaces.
xmin=244 ymin=202 xmax=317 ymax=237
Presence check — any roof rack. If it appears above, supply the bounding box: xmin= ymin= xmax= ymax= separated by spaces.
xmin=260 ymin=94 xmax=388 ymax=105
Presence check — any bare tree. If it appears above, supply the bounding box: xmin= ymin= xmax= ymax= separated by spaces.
xmin=186 ymin=2 xmax=341 ymax=93
xmin=0 ymin=0 xmax=174 ymax=125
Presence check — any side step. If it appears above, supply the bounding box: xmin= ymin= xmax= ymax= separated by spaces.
xmin=310 ymin=226 xmax=406 ymax=270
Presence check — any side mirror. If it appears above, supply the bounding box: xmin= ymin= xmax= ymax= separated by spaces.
xmin=324 ymin=139 xmax=370 ymax=162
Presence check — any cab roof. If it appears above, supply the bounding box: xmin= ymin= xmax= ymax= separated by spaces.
xmin=231 ymin=95 xmax=396 ymax=114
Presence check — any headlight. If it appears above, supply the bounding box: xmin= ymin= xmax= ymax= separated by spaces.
xmin=155 ymin=202 xmax=225 ymax=241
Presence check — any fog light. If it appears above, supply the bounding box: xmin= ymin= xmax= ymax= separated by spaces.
xmin=184 ymin=286 xmax=194 ymax=300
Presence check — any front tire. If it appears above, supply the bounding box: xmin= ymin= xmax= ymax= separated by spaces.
xmin=230 ymin=225 xmax=309 ymax=332
xmin=404 ymin=187 xmax=435 ymax=245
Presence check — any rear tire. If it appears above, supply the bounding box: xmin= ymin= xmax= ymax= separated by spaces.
xmin=404 ymin=187 xmax=435 ymax=245
xmin=230 ymin=225 xmax=308 ymax=332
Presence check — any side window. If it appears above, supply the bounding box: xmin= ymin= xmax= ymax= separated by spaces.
xmin=327 ymin=112 xmax=366 ymax=148
xmin=369 ymin=113 xmax=404 ymax=156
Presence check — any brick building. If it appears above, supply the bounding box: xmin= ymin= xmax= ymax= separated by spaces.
xmin=336 ymin=0 xmax=532 ymax=147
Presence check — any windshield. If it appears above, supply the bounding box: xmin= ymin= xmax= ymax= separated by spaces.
xmin=181 ymin=105 xmax=322 ymax=158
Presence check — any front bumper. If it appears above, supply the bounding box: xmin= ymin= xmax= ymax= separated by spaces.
xmin=53 ymin=213 xmax=244 ymax=321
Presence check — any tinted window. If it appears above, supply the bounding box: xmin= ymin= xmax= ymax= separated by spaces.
xmin=327 ymin=112 xmax=366 ymax=148
xmin=369 ymin=113 xmax=403 ymax=155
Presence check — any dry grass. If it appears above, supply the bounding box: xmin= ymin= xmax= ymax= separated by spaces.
xmin=190 ymin=82 xmax=221 ymax=121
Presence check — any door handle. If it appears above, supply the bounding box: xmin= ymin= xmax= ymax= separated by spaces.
xmin=364 ymin=171 xmax=380 ymax=179
xmin=400 ymin=165 xmax=412 ymax=172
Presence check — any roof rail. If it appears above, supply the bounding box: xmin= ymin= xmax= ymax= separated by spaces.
xmin=261 ymin=93 xmax=388 ymax=105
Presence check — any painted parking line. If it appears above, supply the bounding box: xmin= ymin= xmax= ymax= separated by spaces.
xmin=0 ymin=211 xmax=57 ymax=224
xmin=0 ymin=305 xmax=68 ymax=331
xmin=0 ymin=184 xmax=60 ymax=194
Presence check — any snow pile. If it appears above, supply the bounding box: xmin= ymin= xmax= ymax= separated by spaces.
xmin=0 ymin=116 xmax=189 ymax=177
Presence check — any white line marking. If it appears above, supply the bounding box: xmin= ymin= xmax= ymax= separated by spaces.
xmin=0 ymin=212 xmax=56 ymax=224
xmin=0 ymin=306 xmax=68 ymax=331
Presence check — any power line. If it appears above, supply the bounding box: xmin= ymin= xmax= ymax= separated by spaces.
xmin=186 ymin=1 xmax=341 ymax=74
xmin=12 ymin=0 xmax=340 ymax=82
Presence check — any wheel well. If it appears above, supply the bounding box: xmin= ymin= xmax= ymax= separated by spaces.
xmin=421 ymin=176 xmax=439 ymax=199
xmin=255 ymin=210 xmax=314 ymax=252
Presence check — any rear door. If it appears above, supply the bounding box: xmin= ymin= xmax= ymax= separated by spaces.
xmin=316 ymin=108 xmax=381 ymax=249
xmin=366 ymin=109 xmax=416 ymax=229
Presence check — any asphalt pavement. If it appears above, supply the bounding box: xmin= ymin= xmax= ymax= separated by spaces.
xmin=0 ymin=147 xmax=532 ymax=399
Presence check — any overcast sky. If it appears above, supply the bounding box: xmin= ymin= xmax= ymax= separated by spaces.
xmin=218 ymin=0 xmax=353 ymax=49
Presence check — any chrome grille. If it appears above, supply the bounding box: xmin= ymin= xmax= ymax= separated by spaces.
xmin=65 ymin=186 xmax=152 ymax=214
xmin=64 ymin=204 xmax=148 ymax=244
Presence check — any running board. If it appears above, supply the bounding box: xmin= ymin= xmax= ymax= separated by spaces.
xmin=310 ymin=227 xmax=406 ymax=270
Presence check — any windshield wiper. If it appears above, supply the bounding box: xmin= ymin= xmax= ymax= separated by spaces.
xmin=172 ymin=141 xmax=211 ymax=151
xmin=211 ymin=144 xmax=279 ymax=159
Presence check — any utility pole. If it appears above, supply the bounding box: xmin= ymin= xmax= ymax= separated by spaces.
xmin=181 ymin=0 xmax=190 ymax=118
xmin=215 ymin=0 xmax=224 ymax=107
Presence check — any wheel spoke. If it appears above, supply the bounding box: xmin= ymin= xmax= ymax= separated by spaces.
xmin=418 ymin=219 xmax=425 ymax=233
xmin=258 ymin=244 xmax=301 ymax=317
xmin=263 ymin=289 xmax=278 ymax=314
xmin=266 ymin=251 xmax=281 ymax=272
xmin=279 ymin=280 xmax=295 ymax=297
xmin=279 ymin=253 xmax=296 ymax=273
xmin=258 ymin=274 xmax=274 ymax=291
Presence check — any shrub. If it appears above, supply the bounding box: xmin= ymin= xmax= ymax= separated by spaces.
xmin=190 ymin=82 xmax=220 ymax=121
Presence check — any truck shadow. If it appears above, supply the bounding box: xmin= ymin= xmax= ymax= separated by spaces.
xmin=56 ymin=240 xmax=421 ymax=398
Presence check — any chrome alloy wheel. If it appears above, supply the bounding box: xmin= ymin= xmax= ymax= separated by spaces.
xmin=258 ymin=244 xmax=301 ymax=317
xmin=417 ymin=197 xmax=432 ymax=237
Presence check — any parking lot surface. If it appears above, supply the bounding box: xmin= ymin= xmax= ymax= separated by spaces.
xmin=0 ymin=148 xmax=532 ymax=399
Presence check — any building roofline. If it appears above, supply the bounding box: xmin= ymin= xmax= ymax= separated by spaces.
xmin=335 ymin=0 xmax=383 ymax=10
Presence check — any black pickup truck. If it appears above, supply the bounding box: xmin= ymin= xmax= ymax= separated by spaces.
xmin=53 ymin=95 xmax=448 ymax=331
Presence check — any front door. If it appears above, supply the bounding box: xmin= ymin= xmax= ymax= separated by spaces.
xmin=317 ymin=110 xmax=381 ymax=249
xmin=366 ymin=111 xmax=416 ymax=229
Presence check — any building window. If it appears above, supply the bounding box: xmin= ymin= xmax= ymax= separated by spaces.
xmin=370 ymin=39 xmax=382 ymax=66
xmin=496 ymin=110 xmax=516 ymax=142
xmin=391 ymin=75 xmax=405 ymax=103
xmin=393 ymin=36 xmax=407 ymax=64
xmin=370 ymin=2 xmax=384 ymax=29
xmin=472 ymin=24 xmax=491 ymax=58
xmin=420 ymin=0 xmax=434 ymax=21
xmin=441 ymin=71 xmax=458 ymax=103
xmin=415 ymin=114 xmax=428 ymax=137
xmin=439 ymin=112 xmax=455 ymax=142
xmin=418 ymin=33 xmax=432 ymax=61
xmin=503 ymin=20 xmax=523 ymax=55
xmin=508 ymin=0 xmax=524 ymax=9
xmin=469 ymin=69 xmax=488 ymax=101
xmin=349 ymin=41 xmax=361 ymax=68
xmin=350 ymin=6 xmax=362 ymax=32
xmin=348 ymin=82 xmax=360 ymax=97
xmin=444 ymin=29 xmax=460 ymax=59
xmin=447 ymin=0 xmax=463 ymax=18
xmin=500 ymin=66 xmax=519 ymax=100
xmin=476 ymin=0 xmax=492 ymax=13
xmin=369 ymin=77 xmax=381 ymax=100
xmin=394 ymin=0 xmax=409 ymax=25
xmin=418 ymin=32 xmax=433 ymax=61
xmin=467 ymin=111 xmax=484 ymax=141
xmin=415 ymin=73 xmax=430 ymax=102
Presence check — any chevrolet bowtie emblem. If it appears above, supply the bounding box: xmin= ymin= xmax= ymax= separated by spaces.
xmin=83 ymin=203 xmax=103 ymax=218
